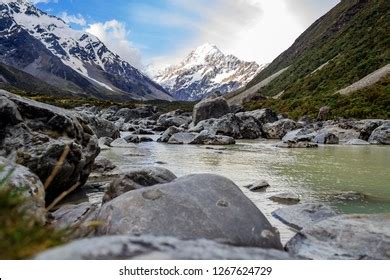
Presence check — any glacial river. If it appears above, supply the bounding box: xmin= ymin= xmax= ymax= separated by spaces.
xmin=100 ymin=135 xmax=390 ymax=243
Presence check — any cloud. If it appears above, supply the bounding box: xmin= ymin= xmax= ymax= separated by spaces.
xmin=85 ymin=20 xmax=142 ymax=68
xmin=136 ymin=0 xmax=340 ymax=68
xmin=30 ymin=0 xmax=58 ymax=4
xmin=59 ymin=12 xmax=86 ymax=26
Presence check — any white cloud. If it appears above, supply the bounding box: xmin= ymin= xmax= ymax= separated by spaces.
xmin=139 ymin=0 xmax=340 ymax=68
xmin=59 ymin=12 xmax=86 ymax=26
xmin=85 ymin=20 xmax=142 ymax=69
xmin=30 ymin=0 xmax=58 ymax=4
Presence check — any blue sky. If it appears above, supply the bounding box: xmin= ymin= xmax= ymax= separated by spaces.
xmin=33 ymin=0 xmax=340 ymax=68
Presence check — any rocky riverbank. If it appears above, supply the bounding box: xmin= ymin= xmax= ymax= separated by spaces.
xmin=1 ymin=90 xmax=389 ymax=260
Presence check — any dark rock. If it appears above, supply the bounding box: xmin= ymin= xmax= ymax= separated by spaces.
xmin=124 ymin=134 xmax=140 ymax=143
xmin=78 ymin=113 xmax=120 ymax=139
xmin=190 ymin=131 xmax=236 ymax=145
xmin=275 ymin=142 xmax=318 ymax=149
xmin=157 ymin=110 xmax=192 ymax=130
xmin=239 ymin=109 xmax=278 ymax=125
xmin=317 ymin=106 xmax=330 ymax=121
xmin=236 ymin=114 xmax=262 ymax=139
xmin=35 ymin=235 xmax=294 ymax=260
xmin=359 ymin=120 xmax=385 ymax=141
xmin=96 ymin=174 xmax=283 ymax=249
xmin=332 ymin=191 xmax=366 ymax=201
xmin=286 ymin=214 xmax=390 ymax=260
xmin=272 ymin=204 xmax=338 ymax=231
xmin=92 ymin=158 xmax=116 ymax=173
xmin=244 ymin=180 xmax=270 ymax=192
xmin=269 ymin=192 xmax=300 ymax=205
xmin=157 ymin=126 xmax=184 ymax=143
xmin=0 ymin=91 xmax=100 ymax=204
xmin=0 ymin=96 xmax=23 ymax=127
xmin=192 ymin=97 xmax=230 ymax=125
xmin=115 ymin=107 xmax=156 ymax=122
xmin=102 ymin=167 xmax=177 ymax=203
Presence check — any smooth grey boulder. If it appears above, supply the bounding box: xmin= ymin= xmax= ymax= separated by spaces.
xmin=157 ymin=126 xmax=184 ymax=143
xmin=0 ymin=156 xmax=46 ymax=223
xmin=168 ymin=132 xmax=198 ymax=144
xmin=359 ymin=120 xmax=386 ymax=141
xmin=244 ymin=180 xmax=270 ymax=192
xmin=272 ymin=204 xmax=338 ymax=231
xmin=313 ymin=131 xmax=339 ymax=144
xmin=192 ymin=97 xmax=230 ymax=125
xmin=269 ymin=192 xmax=301 ymax=204
xmin=189 ymin=114 xmax=242 ymax=139
xmin=35 ymin=235 xmax=295 ymax=260
xmin=110 ymin=138 xmax=136 ymax=148
xmin=368 ymin=124 xmax=390 ymax=145
xmin=96 ymin=174 xmax=283 ymax=249
xmin=263 ymin=119 xmax=299 ymax=139
xmin=286 ymin=214 xmax=390 ymax=260
xmin=102 ymin=167 xmax=177 ymax=203
xmin=189 ymin=131 xmax=236 ymax=145
xmin=346 ymin=139 xmax=370 ymax=145
xmin=236 ymin=114 xmax=262 ymax=139
xmin=0 ymin=90 xmax=100 ymax=204
xmin=282 ymin=128 xmax=317 ymax=143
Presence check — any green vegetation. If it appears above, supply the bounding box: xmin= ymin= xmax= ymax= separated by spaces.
xmin=239 ymin=0 xmax=390 ymax=119
xmin=0 ymin=165 xmax=65 ymax=260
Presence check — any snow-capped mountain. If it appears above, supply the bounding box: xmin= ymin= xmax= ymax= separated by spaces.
xmin=149 ymin=44 xmax=264 ymax=101
xmin=0 ymin=0 xmax=173 ymax=100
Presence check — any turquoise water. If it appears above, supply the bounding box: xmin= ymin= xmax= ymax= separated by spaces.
xmin=101 ymin=137 xmax=390 ymax=242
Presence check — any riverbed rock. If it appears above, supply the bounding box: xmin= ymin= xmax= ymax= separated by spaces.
xmin=263 ymin=119 xmax=299 ymax=139
xmin=192 ymin=97 xmax=230 ymax=125
xmin=285 ymin=214 xmax=390 ymax=260
xmin=157 ymin=126 xmax=184 ymax=143
xmin=96 ymin=174 xmax=283 ymax=249
xmin=190 ymin=131 xmax=236 ymax=145
xmin=346 ymin=139 xmax=370 ymax=145
xmin=189 ymin=114 xmax=242 ymax=139
xmin=92 ymin=158 xmax=116 ymax=173
xmin=236 ymin=114 xmax=263 ymax=139
xmin=35 ymin=235 xmax=294 ymax=260
xmin=282 ymin=128 xmax=317 ymax=143
xmin=115 ymin=107 xmax=156 ymax=122
xmin=313 ymin=131 xmax=339 ymax=144
xmin=168 ymin=132 xmax=198 ymax=144
xmin=102 ymin=167 xmax=177 ymax=203
xmin=269 ymin=192 xmax=301 ymax=204
xmin=110 ymin=138 xmax=136 ymax=148
xmin=0 ymin=156 xmax=46 ymax=223
xmin=244 ymin=180 xmax=270 ymax=192
xmin=239 ymin=109 xmax=278 ymax=125
xmin=368 ymin=124 xmax=390 ymax=145
xmin=50 ymin=202 xmax=99 ymax=237
xmin=157 ymin=110 xmax=192 ymax=130
xmin=0 ymin=90 xmax=100 ymax=204
xmin=275 ymin=141 xmax=318 ymax=149
xmin=0 ymin=96 xmax=23 ymax=127
xmin=272 ymin=204 xmax=338 ymax=231
xmin=78 ymin=114 xmax=120 ymax=140
xmin=359 ymin=120 xmax=386 ymax=141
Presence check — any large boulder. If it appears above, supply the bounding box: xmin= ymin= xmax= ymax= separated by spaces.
xmin=78 ymin=114 xmax=120 ymax=139
xmin=192 ymin=97 xmax=230 ymax=125
xmin=189 ymin=114 xmax=242 ymax=139
xmin=359 ymin=120 xmax=386 ymax=141
xmin=96 ymin=174 xmax=283 ymax=249
xmin=168 ymin=132 xmax=198 ymax=144
xmin=286 ymin=214 xmax=390 ymax=260
xmin=237 ymin=109 xmax=278 ymax=125
xmin=157 ymin=126 xmax=184 ymax=143
xmin=236 ymin=114 xmax=262 ymax=139
xmin=190 ymin=131 xmax=236 ymax=145
xmin=0 ymin=90 xmax=100 ymax=204
xmin=0 ymin=156 xmax=46 ymax=223
xmin=157 ymin=110 xmax=192 ymax=130
xmin=35 ymin=235 xmax=294 ymax=260
xmin=368 ymin=124 xmax=390 ymax=145
xmin=103 ymin=167 xmax=177 ymax=203
xmin=263 ymin=119 xmax=299 ymax=139
xmin=115 ymin=107 xmax=156 ymax=122
xmin=282 ymin=128 xmax=317 ymax=143
xmin=313 ymin=131 xmax=339 ymax=144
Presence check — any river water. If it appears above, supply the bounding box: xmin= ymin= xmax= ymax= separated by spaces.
xmin=100 ymin=135 xmax=390 ymax=243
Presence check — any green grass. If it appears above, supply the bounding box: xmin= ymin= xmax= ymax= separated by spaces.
xmin=0 ymin=165 xmax=66 ymax=260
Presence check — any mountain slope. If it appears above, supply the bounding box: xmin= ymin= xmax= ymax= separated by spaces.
xmin=228 ymin=0 xmax=389 ymax=119
xmin=0 ymin=0 xmax=173 ymax=101
xmin=151 ymin=44 xmax=262 ymax=101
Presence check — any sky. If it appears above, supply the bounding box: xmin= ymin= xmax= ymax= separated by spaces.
xmin=32 ymin=0 xmax=340 ymax=69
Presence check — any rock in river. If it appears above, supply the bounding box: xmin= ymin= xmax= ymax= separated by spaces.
xmin=96 ymin=174 xmax=283 ymax=249
xmin=35 ymin=235 xmax=294 ymax=260
xmin=286 ymin=214 xmax=390 ymax=260
xmin=244 ymin=180 xmax=270 ymax=192
xmin=272 ymin=203 xmax=338 ymax=231
xmin=368 ymin=124 xmax=390 ymax=145
xmin=269 ymin=192 xmax=301 ymax=204
xmin=0 ymin=90 xmax=100 ymax=204
xmin=192 ymin=97 xmax=230 ymax=125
